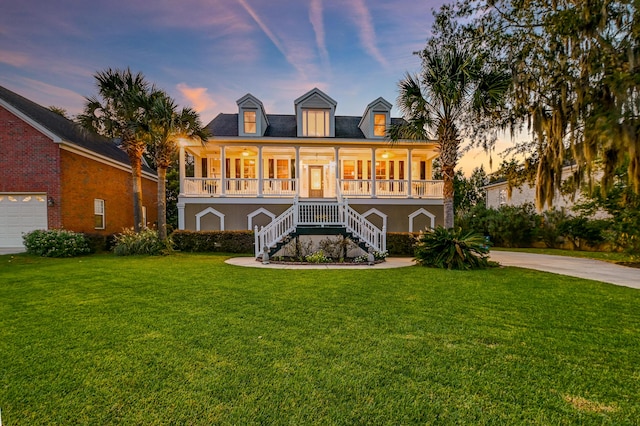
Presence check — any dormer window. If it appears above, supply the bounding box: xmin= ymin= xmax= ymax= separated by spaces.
xmin=373 ymin=113 xmax=387 ymax=137
xmin=359 ymin=97 xmax=392 ymax=139
xmin=243 ymin=110 xmax=257 ymax=134
xmin=237 ymin=94 xmax=268 ymax=137
xmin=302 ymin=109 xmax=330 ymax=137
xmin=295 ymin=88 xmax=337 ymax=138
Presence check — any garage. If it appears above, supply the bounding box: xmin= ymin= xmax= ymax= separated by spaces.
xmin=0 ymin=193 xmax=48 ymax=249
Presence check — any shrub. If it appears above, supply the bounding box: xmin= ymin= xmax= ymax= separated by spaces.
xmin=113 ymin=228 xmax=173 ymax=256
xmin=458 ymin=204 xmax=539 ymax=248
xmin=318 ymin=235 xmax=357 ymax=260
xmin=414 ymin=226 xmax=490 ymax=270
xmin=386 ymin=232 xmax=418 ymax=256
xmin=539 ymin=208 xmax=570 ymax=248
xmin=305 ymin=250 xmax=331 ymax=263
xmin=23 ymin=229 xmax=91 ymax=258
xmin=558 ymin=217 xmax=608 ymax=249
xmin=171 ymin=230 xmax=254 ymax=253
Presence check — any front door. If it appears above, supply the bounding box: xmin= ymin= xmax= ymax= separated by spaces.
xmin=309 ymin=165 xmax=324 ymax=198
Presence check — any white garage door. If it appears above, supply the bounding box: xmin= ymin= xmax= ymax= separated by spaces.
xmin=0 ymin=194 xmax=48 ymax=249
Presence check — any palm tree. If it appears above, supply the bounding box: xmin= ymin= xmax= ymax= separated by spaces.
xmin=389 ymin=46 xmax=508 ymax=229
xmin=146 ymin=90 xmax=209 ymax=240
xmin=78 ymin=68 xmax=151 ymax=232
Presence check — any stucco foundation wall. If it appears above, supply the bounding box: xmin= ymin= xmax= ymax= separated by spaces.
xmin=183 ymin=201 xmax=444 ymax=232
xmin=184 ymin=203 xmax=292 ymax=231
xmin=60 ymin=150 xmax=158 ymax=235
xmin=0 ymin=106 xmax=62 ymax=229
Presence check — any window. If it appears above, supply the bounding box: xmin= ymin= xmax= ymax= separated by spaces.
xmin=343 ymin=160 xmax=355 ymax=180
xmin=142 ymin=206 xmax=147 ymax=228
xmin=302 ymin=109 xmax=329 ymax=137
xmin=94 ymin=199 xmax=105 ymax=229
xmin=373 ymin=113 xmax=386 ymax=137
xmin=243 ymin=110 xmax=257 ymax=134
xmin=376 ymin=161 xmax=386 ymax=180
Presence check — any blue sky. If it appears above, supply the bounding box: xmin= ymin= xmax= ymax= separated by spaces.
xmin=0 ymin=0 xmax=508 ymax=173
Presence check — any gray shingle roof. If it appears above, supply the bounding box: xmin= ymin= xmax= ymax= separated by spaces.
xmin=206 ymin=113 xmax=406 ymax=139
xmin=0 ymin=85 xmax=153 ymax=173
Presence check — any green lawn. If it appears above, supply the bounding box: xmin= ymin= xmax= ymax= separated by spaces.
xmin=492 ymin=247 xmax=638 ymax=264
xmin=1 ymin=253 xmax=639 ymax=425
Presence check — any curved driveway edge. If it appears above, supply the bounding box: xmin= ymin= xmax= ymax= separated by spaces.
xmin=489 ymin=251 xmax=639 ymax=289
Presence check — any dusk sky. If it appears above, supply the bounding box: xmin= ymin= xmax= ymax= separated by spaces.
xmin=0 ymin=0 xmax=511 ymax=174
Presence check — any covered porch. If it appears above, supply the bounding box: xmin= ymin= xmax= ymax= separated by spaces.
xmin=179 ymin=142 xmax=444 ymax=199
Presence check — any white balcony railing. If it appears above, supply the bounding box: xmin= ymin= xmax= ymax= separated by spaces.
xmin=183 ymin=177 xmax=443 ymax=199
xmin=262 ymin=179 xmax=297 ymax=196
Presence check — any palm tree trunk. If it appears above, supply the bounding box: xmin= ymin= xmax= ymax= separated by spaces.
xmin=129 ymin=154 xmax=144 ymax=232
xmin=442 ymin=163 xmax=455 ymax=229
xmin=157 ymin=166 xmax=168 ymax=240
xmin=440 ymin=132 xmax=459 ymax=229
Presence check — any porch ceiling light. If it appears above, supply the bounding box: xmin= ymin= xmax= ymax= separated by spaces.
xmin=242 ymin=149 xmax=250 ymax=156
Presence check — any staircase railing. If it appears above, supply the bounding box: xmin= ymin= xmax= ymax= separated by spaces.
xmin=342 ymin=200 xmax=386 ymax=253
xmin=254 ymin=203 xmax=296 ymax=257
xmin=254 ymin=196 xmax=386 ymax=257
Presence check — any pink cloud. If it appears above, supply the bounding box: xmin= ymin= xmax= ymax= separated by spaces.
xmin=176 ymin=83 xmax=218 ymax=122
xmin=0 ymin=49 xmax=31 ymax=67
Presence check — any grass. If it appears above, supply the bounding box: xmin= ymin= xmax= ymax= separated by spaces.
xmin=1 ymin=253 xmax=639 ymax=425
xmin=492 ymin=247 xmax=638 ymax=265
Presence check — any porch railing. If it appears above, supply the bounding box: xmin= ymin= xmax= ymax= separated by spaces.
xmin=183 ymin=177 xmax=443 ymax=198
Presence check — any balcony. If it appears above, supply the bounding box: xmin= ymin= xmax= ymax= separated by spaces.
xmin=182 ymin=177 xmax=443 ymax=199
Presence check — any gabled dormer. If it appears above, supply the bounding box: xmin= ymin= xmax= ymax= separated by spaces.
xmin=294 ymin=88 xmax=337 ymax=138
xmin=237 ymin=94 xmax=269 ymax=137
xmin=358 ymin=97 xmax=392 ymax=139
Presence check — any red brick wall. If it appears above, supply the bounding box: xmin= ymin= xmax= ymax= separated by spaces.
xmin=0 ymin=105 xmax=62 ymax=229
xmin=60 ymin=150 xmax=158 ymax=235
xmin=1 ymin=105 xmax=158 ymax=235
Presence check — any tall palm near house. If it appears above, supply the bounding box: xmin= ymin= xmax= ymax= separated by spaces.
xmin=78 ymin=68 xmax=151 ymax=232
xmin=146 ymin=90 xmax=209 ymax=240
xmin=389 ymin=46 xmax=508 ymax=229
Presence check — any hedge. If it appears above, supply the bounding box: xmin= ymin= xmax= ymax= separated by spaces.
xmin=171 ymin=230 xmax=417 ymax=256
xmin=171 ymin=230 xmax=254 ymax=253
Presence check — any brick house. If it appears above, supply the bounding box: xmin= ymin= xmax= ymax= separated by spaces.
xmin=0 ymin=85 xmax=158 ymax=251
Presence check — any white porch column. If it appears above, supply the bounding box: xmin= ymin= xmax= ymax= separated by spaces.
xmin=258 ymin=146 xmax=263 ymax=197
xmin=371 ymin=148 xmax=377 ymax=198
xmin=407 ymin=148 xmax=413 ymax=198
xmin=220 ymin=145 xmax=226 ymax=197
xmin=295 ymin=146 xmax=300 ymax=196
xmin=179 ymin=145 xmax=186 ymax=195
xmin=334 ymin=147 xmax=340 ymax=197
xmin=177 ymin=202 xmax=185 ymax=230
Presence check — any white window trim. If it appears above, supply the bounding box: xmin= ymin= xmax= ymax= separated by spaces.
xmin=94 ymin=199 xmax=105 ymax=230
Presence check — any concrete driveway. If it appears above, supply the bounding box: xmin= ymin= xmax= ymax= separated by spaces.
xmin=489 ymin=251 xmax=639 ymax=289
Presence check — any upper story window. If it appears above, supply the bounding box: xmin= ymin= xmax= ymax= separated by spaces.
xmin=302 ymin=109 xmax=330 ymax=137
xmin=243 ymin=110 xmax=257 ymax=134
xmin=237 ymin=94 xmax=268 ymax=136
xmin=373 ymin=113 xmax=387 ymax=137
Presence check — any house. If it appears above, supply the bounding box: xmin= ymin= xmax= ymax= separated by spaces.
xmin=177 ymin=88 xmax=443 ymax=257
xmin=0 ymin=85 xmax=158 ymax=252
xmin=484 ymin=164 xmax=603 ymax=213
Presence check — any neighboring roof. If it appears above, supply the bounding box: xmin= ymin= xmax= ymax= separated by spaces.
xmin=0 ymin=85 xmax=154 ymax=174
xmin=206 ymin=113 xmax=407 ymax=140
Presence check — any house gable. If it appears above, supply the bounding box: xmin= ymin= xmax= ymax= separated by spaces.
xmin=294 ymin=88 xmax=337 ymax=138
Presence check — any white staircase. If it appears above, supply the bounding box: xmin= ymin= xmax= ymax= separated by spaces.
xmin=254 ymin=197 xmax=386 ymax=258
